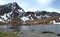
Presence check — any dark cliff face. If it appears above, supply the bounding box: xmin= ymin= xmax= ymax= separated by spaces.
xmin=0 ymin=2 xmax=24 ymax=15
xmin=0 ymin=2 xmax=25 ymax=21
xmin=35 ymin=11 xmax=60 ymax=16
xmin=0 ymin=2 xmax=60 ymax=22
xmin=24 ymin=11 xmax=60 ymax=19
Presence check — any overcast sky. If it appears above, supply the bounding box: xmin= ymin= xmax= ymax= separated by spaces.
xmin=0 ymin=0 xmax=60 ymax=12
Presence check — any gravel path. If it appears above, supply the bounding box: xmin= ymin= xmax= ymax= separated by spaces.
xmin=18 ymin=30 xmax=60 ymax=37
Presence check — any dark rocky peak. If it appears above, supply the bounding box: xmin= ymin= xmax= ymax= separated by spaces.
xmin=35 ymin=11 xmax=49 ymax=16
xmin=40 ymin=11 xmax=50 ymax=15
xmin=0 ymin=2 xmax=25 ymax=15
xmin=24 ymin=11 xmax=35 ymax=16
xmin=35 ymin=11 xmax=60 ymax=16
xmin=0 ymin=2 xmax=25 ymax=21
xmin=51 ymin=12 xmax=60 ymax=14
xmin=50 ymin=12 xmax=60 ymax=16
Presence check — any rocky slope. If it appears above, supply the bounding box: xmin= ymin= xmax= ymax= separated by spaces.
xmin=0 ymin=2 xmax=60 ymax=22
xmin=21 ymin=11 xmax=60 ymax=21
xmin=0 ymin=2 xmax=25 ymax=22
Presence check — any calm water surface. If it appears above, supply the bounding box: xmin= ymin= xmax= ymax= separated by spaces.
xmin=0 ymin=24 xmax=60 ymax=34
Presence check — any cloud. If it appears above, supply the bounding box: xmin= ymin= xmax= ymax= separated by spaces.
xmin=36 ymin=0 xmax=54 ymax=5
xmin=0 ymin=0 xmax=5 ymax=5
xmin=0 ymin=0 xmax=59 ymax=13
xmin=24 ymin=8 xmax=37 ymax=12
xmin=45 ymin=8 xmax=60 ymax=13
xmin=25 ymin=8 xmax=60 ymax=13
xmin=0 ymin=0 xmax=20 ymax=5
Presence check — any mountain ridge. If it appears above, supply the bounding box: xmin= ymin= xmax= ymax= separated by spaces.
xmin=0 ymin=2 xmax=60 ymax=25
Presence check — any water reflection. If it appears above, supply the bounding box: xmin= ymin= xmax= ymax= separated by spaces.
xmin=0 ymin=24 xmax=60 ymax=34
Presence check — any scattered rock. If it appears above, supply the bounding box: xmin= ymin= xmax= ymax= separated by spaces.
xmin=57 ymin=34 xmax=60 ymax=36
xmin=42 ymin=31 xmax=54 ymax=34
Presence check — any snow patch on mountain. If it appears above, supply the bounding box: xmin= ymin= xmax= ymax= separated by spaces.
xmin=20 ymin=16 xmax=30 ymax=21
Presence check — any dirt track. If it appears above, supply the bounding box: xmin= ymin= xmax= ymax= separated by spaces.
xmin=18 ymin=30 xmax=60 ymax=37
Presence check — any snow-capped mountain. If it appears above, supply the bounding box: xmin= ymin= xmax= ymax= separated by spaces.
xmin=0 ymin=2 xmax=60 ymax=22
xmin=21 ymin=11 xmax=60 ymax=21
xmin=0 ymin=2 xmax=25 ymax=22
